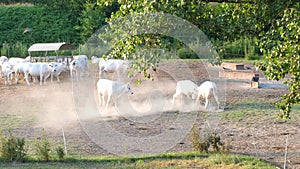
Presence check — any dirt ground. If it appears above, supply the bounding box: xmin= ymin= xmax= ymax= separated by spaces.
xmin=0 ymin=60 xmax=299 ymax=168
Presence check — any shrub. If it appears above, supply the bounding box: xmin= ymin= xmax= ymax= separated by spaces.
xmin=0 ymin=130 xmax=27 ymax=162
xmin=209 ymin=132 xmax=223 ymax=152
xmin=55 ymin=146 xmax=65 ymax=161
xmin=1 ymin=41 xmax=28 ymax=58
xmin=220 ymin=36 xmax=260 ymax=60
xmin=0 ymin=42 xmax=9 ymax=56
xmin=177 ymin=48 xmax=198 ymax=59
xmin=189 ymin=124 xmax=228 ymax=153
xmin=36 ymin=129 xmax=51 ymax=162
xmin=189 ymin=124 xmax=210 ymax=152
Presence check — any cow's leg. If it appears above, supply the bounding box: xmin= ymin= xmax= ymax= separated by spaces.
xmin=101 ymin=95 xmax=105 ymax=107
xmin=98 ymin=92 xmax=102 ymax=106
xmin=172 ymin=93 xmax=179 ymax=105
xmin=86 ymin=64 xmax=90 ymax=77
xmin=106 ymin=95 xmax=111 ymax=109
xmin=70 ymin=69 xmax=73 ymax=79
xmin=213 ymin=90 xmax=220 ymax=109
xmin=4 ymin=76 xmax=7 ymax=85
xmin=204 ymin=97 xmax=209 ymax=109
xmin=40 ymin=74 xmax=43 ymax=85
xmin=51 ymin=74 xmax=53 ymax=83
xmin=15 ymin=72 xmax=19 ymax=84
xmin=8 ymin=73 xmax=12 ymax=85
xmin=24 ymin=73 xmax=30 ymax=86
xmin=76 ymin=71 xmax=79 ymax=81
xmin=44 ymin=75 xmax=50 ymax=85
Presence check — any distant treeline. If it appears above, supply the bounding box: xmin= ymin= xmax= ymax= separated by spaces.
xmin=0 ymin=6 xmax=80 ymax=45
xmin=0 ymin=1 xmax=118 ymax=56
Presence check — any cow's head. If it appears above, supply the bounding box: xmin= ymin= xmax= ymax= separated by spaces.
xmin=0 ymin=56 xmax=8 ymax=66
xmin=48 ymin=63 xmax=56 ymax=72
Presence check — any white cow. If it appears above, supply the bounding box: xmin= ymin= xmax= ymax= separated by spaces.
xmin=172 ymin=80 xmax=198 ymax=105
xmin=0 ymin=56 xmax=9 ymax=77
xmin=13 ymin=62 xmax=27 ymax=84
xmin=70 ymin=55 xmax=89 ymax=80
xmin=8 ymin=56 xmax=31 ymax=64
xmin=0 ymin=56 xmax=8 ymax=65
xmin=8 ymin=56 xmax=31 ymax=83
xmin=49 ymin=61 xmax=68 ymax=82
xmin=91 ymin=56 xmax=101 ymax=64
xmin=97 ymin=79 xmax=134 ymax=108
xmin=99 ymin=58 xmax=131 ymax=80
xmin=23 ymin=62 xmax=55 ymax=86
xmin=1 ymin=61 xmax=13 ymax=85
xmin=196 ymin=81 xmax=220 ymax=109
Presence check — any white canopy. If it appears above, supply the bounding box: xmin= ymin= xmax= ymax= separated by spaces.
xmin=28 ymin=42 xmax=75 ymax=61
xmin=28 ymin=42 xmax=74 ymax=52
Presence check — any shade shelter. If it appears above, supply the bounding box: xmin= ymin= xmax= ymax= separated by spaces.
xmin=28 ymin=42 xmax=75 ymax=62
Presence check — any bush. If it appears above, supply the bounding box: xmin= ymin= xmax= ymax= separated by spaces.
xmin=220 ymin=37 xmax=260 ymax=60
xmin=177 ymin=48 xmax=198 ymax=59
xmin=55 ymin=146 xmax=65 ymax=161
xmin=0 ymin=6 xmax=81 ymax=49
xmin=0 ymin=130 xmax=27 ymax=162
xmin=189 ymin=124 xmax=210 ymax=152
xmin=189 ymin=124 xmax=228 ymax=153
xmin=36 ymin=129 xmax=51 ymax=162
xmin=0 ymin=41 xmax=28 ymax=58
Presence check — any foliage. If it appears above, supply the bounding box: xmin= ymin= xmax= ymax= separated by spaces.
xmin=258 ymin=2 xmax=300 ymax=119
xmin=0 ymin=152 xmax=278 ymax=168
xmin=0 ymin=5 xmax=81 ymax=48
xmin=0 ymin=41 xmax=28 ymax=57
xmin=94 ymin=0 xmax=300 ymax=117
xmin=189 ymin=124 xmax=226 ymax=153
xmin=35 ymin=129 xmax=51 ymax=162
xmin=189 ymin=124 xmax=210 ymax=152
xmin=75 ymin=0 xmax=119 ymax=42
xmin=218 ymin=37 xmax=260 ymax=60
xmin=0 ymin=42 xmax=10 ymax=56
xmin=177 ymin=47 xmax=198 ymax=59
xmin=55 ymin=146 xmax=65 ymax=161
xmin=0 ymin=130 xmax=27 ymax=162
xmin=93 ymin=1 xmax=223 ymax=81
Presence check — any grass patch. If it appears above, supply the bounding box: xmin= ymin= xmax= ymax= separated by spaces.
xmin=223 ymin=99 xmax=277 ymax=121
xmin=222 ymin=58 xmax=260 ymax=63
xmin=0 ymin=152 xmax=278 ymax=169
xmin=0 ymin=114 xmax=35 ymax=131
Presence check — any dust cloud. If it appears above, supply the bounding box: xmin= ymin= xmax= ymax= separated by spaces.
xmin=30 ymin=82 xmax=78 ymax=129
xmin=94 ymin=78 xmax=211 ymax=123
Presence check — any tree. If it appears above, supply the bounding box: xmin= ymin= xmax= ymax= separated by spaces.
xmin=258 ymin=2 xmax=300 ymax=119
xmin=94 ymin=0 xmax=299 ymax=117
xmin=76 ymin=0 xmax=119 ymax=42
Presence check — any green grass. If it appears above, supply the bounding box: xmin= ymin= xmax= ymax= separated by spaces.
xmin=0 ymin=114 xmax=35 ymax=131
xmin=0 ymin=152 xmax=278 ymax=169
xmin=223 ymin=99 xmax=276 ymax=120
xmin=222 ymin=98 xmax=300 ymax=128
xmin=222 ymin=58 xmax=261 ymax=63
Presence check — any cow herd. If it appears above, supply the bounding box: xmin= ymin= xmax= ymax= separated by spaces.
xmin=0 ymin=55 xmax=220 ymax=110
xmin=0 ymin=55 xmax=68 ymax=86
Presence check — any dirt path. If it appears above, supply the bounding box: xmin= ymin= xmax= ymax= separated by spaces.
xmin=0 ymin=61 xmax=299 ymax=168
